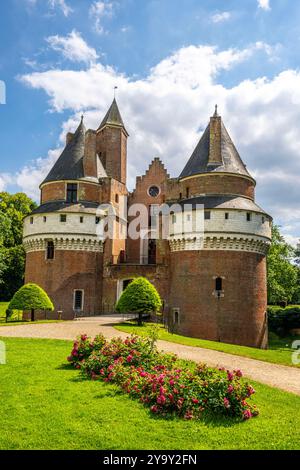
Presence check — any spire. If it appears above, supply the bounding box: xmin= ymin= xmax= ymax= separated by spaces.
xmin=179 ymin=111 xmax=252 ymax=180
xmin=42 ymin=118 xmax=86 ymax=184
xmin=98 ymin=98 xmax=128 ymax=135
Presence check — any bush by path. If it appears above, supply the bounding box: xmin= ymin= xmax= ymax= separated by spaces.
xmin=67 ymin=334 xmax=258 ymax=422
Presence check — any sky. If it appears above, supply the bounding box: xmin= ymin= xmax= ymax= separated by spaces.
xmin=0 ymin=0 xmax=300 ymax=245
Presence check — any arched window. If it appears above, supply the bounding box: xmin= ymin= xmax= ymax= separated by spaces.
xmin=215 ymin=277 xmax=223 ymax=291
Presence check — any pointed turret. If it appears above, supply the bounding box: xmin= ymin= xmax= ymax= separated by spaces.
xmin=43 ymin=117 xmax=86 ymax=184
xmin=179 ymin=108 xmax=252 ymax=180
xmin=98 ymin=98 xmax=128 ymax=135
xmin=96 ymin=98 xmax=128 ymax=184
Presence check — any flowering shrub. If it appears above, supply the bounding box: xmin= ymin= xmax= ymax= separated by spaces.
xmin=67 ymin=334 xmax=259 ymax=421
xmin=67 ymin=333 xmax=106 ymax=367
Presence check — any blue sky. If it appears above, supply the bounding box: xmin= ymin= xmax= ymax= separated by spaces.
xmin=1 ymin=0 xmax=300 ymax=244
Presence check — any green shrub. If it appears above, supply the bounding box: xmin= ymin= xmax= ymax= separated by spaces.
xmin=116 ymin=277 xmax=162 ymax=325
xmin=8 ymin=283 xmax=54 ymax=321
xmin=268 ymin=306 xmax=300 ymax=335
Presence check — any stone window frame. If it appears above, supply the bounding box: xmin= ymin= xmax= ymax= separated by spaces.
xmin=45 ymin=240 xmax=55 ymax=261
xmin=66 ymin=182 xmax=78 ymax=203
xmin=147 ymin=185 xmax=161 ymax=198
xmin=172 ymin=307 xmax=180 ymax=325
xmin=73 ymin=289 xmax=84 ymax=312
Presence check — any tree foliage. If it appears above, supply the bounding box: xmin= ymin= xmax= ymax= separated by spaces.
xmin=8 ymin=283 xmax=54 ymax=321
xmin=0 ymin=192 xmax=36 ymax=300
xmin=267 ymin=225 xmax=298 ymax=305
xmin=116 ymin=277 xmax=162 ymax=325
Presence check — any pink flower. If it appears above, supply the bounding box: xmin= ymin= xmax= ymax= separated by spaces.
xmin=151 ymin=405 xmax=158 ymax=413
xmin=234 ymin=369 xmax=243 ymax=378
xmin=81 ymin=334 xmax=88 ymax=341
xmin=227 ymin=385 xmax=234 ymax=393
xmin=169 ymin=379 xmax=175 ymax=386
xmin=223 ymin=398 xmax=230 ymax=409
xmin=227 ymin=371 xmax=234 ymax=381
xmin=157 ymin=395 xmax=166 ymax=405
xmin=127 ymin=355 xmax=133 ymax=363
xmin=184 ymin=411 xmax=193 ymax=420
xmin=243 ymin=409 xmax=252 ymax=420
xmin=140 ymin=371 xmax=147 ymax=377
xmin=192 ymin=398 xmax=199 ymax=404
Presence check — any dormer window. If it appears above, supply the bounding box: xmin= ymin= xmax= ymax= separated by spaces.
xmin=66 ymin=183 xmax=78 ymax=203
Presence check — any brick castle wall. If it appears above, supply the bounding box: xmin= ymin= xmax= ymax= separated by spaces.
xmin=167 ymin=174 xmax=255 ymax=200
xmin=168 ymin=250 xmax=268 ymax=348
xmin=25 ymin=250 xmax=103 ymax=320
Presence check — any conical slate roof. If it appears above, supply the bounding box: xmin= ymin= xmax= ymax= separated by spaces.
xmin=98 ymin=98 xmax=128 ymax=134
xmin=43 ymin=118 xmax=86 ymax=184
xmin=179 ymin=112 xmax=252 ymax=180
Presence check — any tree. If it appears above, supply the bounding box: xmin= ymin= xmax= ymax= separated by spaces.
xmin=8 ymin=283 xmax=54 ymax=322
xmin=0 ymin=192 xmax=37 ymax=301
xmin=267 ymin=226 xmax=298 ymax=305
xmin=116 ymin=277 xmax=162 ymax=325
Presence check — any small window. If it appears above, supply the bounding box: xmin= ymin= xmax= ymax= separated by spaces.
xmin=43 ymin=216 xmax=47 ymax=223
xmin=46 ymin=241 xmax=54 ymax=260
xmin=215 ymin=277 xmax=223 ymax=291
xmin=30 ymin=217 xmax=34 ymax=224
xmin=66 ymin=183 xmax=78 ymax=203
xmin=186 ymin=187 xmax=190 ymax=198
xmin=172 ymin=214 xmax=176 ymax=224
xmin=173 ymin=308 xmax=180 ymax=325
xmin=115 ymin=194 xmax=119 ymax=203
xmin=74 ymin=290 xmax=84 ymax=311
xmin=95 ymin=216 xmax=100 ymax=225
xmin=246 ymin=213 xmax=252 ymax=222
xmin=204 ymin=211 xmax=211 ymax=220
xmin=80 ymin=216 xmax=84 ymax=223
xmin=179 ymin=192 xmax=182 ymax=199
xmin=262 ymin=216 xmax=265 ymax=224
xmin=225 ymin=213 xmax=229 ymax=220
xmin=186 ymin=214 xmax=191 ymax=222
xmin=60 ymin=214 xmax=67 ymax=223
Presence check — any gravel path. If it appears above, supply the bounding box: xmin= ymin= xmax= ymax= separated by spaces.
xmin=0 ymin=315 xmax=299 ymax=396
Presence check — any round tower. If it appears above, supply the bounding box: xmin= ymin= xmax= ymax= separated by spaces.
xmin=23 ymin=118 xmax=106 ymax=319
xmin=168 ymin=108 xmax=271 ymax=348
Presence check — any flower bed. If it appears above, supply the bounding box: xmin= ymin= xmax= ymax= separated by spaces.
xmin=67 ymin=334 xmax=258 ymax=421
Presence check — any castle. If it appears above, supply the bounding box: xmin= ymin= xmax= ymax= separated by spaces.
xmin=23 ymin=98 xmax=272 ymax=348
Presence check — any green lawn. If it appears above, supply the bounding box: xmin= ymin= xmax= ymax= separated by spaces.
xmin=0 ymin=301 xmax=62 ymax=325
xmin=114 ymin=322 xmax=300 ymax=368
xmin=0 ymin=337 xmax=299 ymax=450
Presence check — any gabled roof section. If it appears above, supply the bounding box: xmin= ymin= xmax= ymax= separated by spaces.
xmin=43 ymin=118 xmax=86 ymax=184
xmin=98 ymin=98 xmax=128 ymax=135
xmin=179 ymin=109 xmax=253 ymax=180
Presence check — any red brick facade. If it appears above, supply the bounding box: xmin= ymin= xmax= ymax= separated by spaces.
xmin=168 ymin=251 xmax=268 ymax=348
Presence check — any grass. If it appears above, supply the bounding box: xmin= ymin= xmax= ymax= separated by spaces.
xmin=114 ymin=322 xmax=300 ymax=368
xmin=0 ymin=301 xmax=62 ymax=326
xmin=0 ymin=337 xmax=299 ymax=450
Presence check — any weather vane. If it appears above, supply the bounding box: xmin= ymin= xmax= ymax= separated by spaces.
xmin=114 ymin=86 xmax=118 ymax=98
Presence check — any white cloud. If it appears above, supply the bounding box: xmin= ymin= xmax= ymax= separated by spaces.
xmin=15 ymin=149 xmax=62 ymax=199
xmin=211 ymin=11 xmax=231 ymax=24
xmin=46 ymin=30 xmax=99 ymax=64
xmin=257 ymin=0 xmax=271 ymax=11
xmin=16 ymin=40 xmax=300 ymax=242
xmin=89 ymin=1 xmax=114 ymax=34
xmin=48 ymin=0 xmax=73 ymax=17
xmin=0 ymin=174 xmax=12 ymax=192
